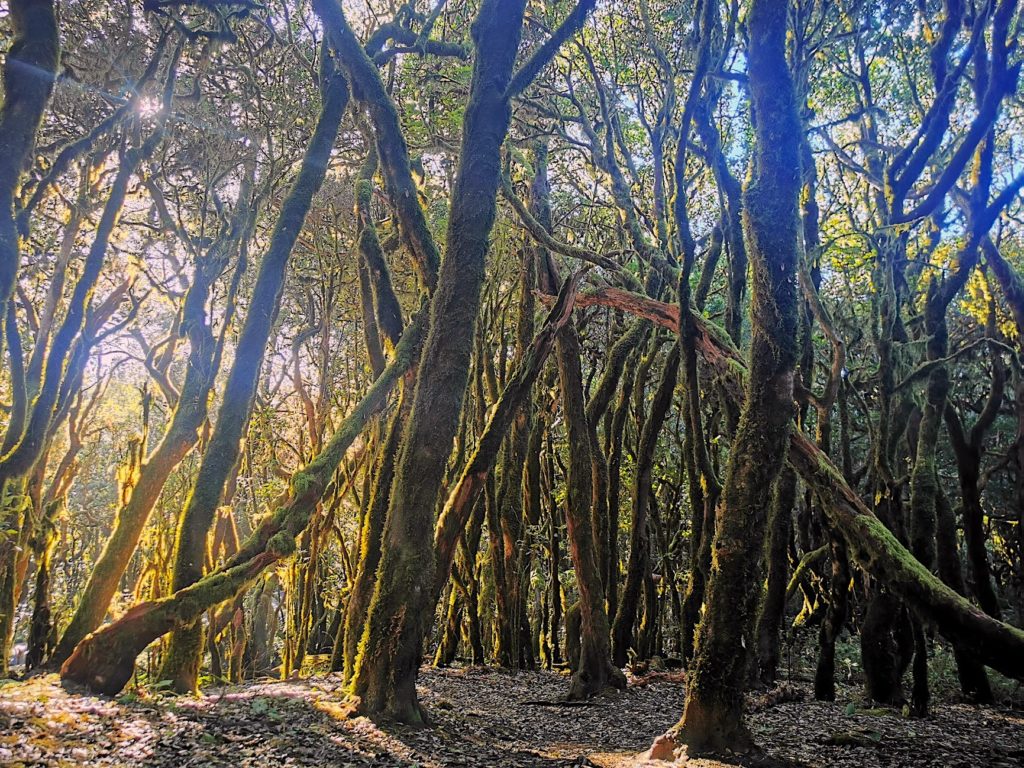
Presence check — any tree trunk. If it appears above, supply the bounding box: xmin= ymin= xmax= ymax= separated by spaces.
xmin=335 ymin=401 xmax=405 ymax=680
xmin=529 ymin=142 xmax=623 ymax=699
xmin=814 ymin=534 xmax=850 ymax=700
xmin=52 ymin=233 xmax=234 ymax=666
xmin=753 ymin=466 xmax=796 ymax=685
xmin=675 ymin=0 xmax=802 ymax=751
xmin=934 ymin=487 xmax=992 ymax=702
xmin=158 ymin=55 xmax=349 ymax=693
xmin=612 ymin=344 xmax=679 ymax=667
xmin=346 ymin=0 xmax=529 ymax=723
xmin=0 ymin=0 xmax=60 ymax=352
xmin=552 ymin=274 xmax=1024 ymax=689
xmin=60 ymin=315 xmax=423 ymax=695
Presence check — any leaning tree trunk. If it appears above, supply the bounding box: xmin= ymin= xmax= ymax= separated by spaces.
xmin=158 ymin=56 xmax=349 ymax=693
xmin=60 ymin=317 xmax=424 ymax=695
xmin=344 ymin=0 xmax=530 ymax=723
xmin=560 ymin=282 xmax=1024 ymax=685
xmin=1 ymin=105 xmax=168 ymax=668
xmin=52 ymin=230 xmax=236 ymax=667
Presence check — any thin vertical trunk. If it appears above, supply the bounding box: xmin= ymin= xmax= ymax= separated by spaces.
xmin=545 ymin=433 xmax=563 ymax=667
xmin=935 ymin=487 xmax=992 ymax=702
xmin=753 ymin=466 xmax=796 ymax=685
xmin=335 ymin=401 xmax=405 ymax=679
xmin=612 ymin=343 xmax=679 ymax=666
xmin=814 ymin=533 xmax=850 ymax=700
xmin=530 ymin=140 xmax=624 ymax=698
xmin=606 ymin=349 xmax=639 ymax=624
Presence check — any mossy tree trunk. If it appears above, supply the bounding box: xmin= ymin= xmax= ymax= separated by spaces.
xmin=752 ymin=466 xmax=796 ymax=685
xmin=59 ymin=313 xmax=424 ymax=695
xmin=1 ymin=63 xmax=171 ymax=668
xmin=158 ymin=55 xmax=349 ymax=693
xmin=334 ymin=140 xmax=408 ymax=680
xmin=543 ymin=431 xmax=563 ymax=667
xmin=528 ymin=138 xmax=624 ymax=699
xmin=674 ymin=0 xmax=802 ymax=752
xmin=555 ymin=287 xmax=1024 ymax=689
xmin=934 ymin=487 xmax=993 ymax=702
xmin=814 ymin=532 xmax=850 ymax=700
xmin=335 ymin=401 xmax=405 ymax=680
xmin=945 ymin=353 xmax=1004 ymax=620
xmin=606 ymin=347 xmax=640 ymax=624
xmin=344 ymin=0 xmax=543 ymax=723
xmin=52 ymin=201 xmax=249 ymax=668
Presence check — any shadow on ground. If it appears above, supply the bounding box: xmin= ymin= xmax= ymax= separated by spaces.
xmin=1 ymin=667 xmax=1020 ymax=767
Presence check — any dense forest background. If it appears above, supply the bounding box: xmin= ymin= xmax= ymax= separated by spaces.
xmin=1 ymin=0 xmax=1023 ymax=763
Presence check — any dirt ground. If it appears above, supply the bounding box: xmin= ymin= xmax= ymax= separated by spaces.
xmin=1 ymin=666 xmax=1021 ymax=767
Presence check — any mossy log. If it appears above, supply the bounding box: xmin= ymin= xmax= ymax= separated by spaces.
xmin=60 ymin=316 xmax=424 ymax=694
xmin=549 ymin=284 xmax=1024 ymax=681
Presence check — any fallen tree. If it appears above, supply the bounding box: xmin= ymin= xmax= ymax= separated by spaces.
xmin=552 ymin=285 xmax=1024 ymax=680
xmin=60 ymin=314 xmax=426 ymax=695
xmin=60 ymin=273 xmax=582 ymax=696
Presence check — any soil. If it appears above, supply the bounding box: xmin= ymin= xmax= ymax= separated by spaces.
xmin=1 ymin=666 xmax=1021 ymax=767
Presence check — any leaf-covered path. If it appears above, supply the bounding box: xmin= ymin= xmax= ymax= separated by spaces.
xmin=1 ymin=667 xmax=1021 ymax=767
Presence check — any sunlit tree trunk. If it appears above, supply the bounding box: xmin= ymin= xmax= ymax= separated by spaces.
xmin=159 ymin=56 xmax=349 ymax=692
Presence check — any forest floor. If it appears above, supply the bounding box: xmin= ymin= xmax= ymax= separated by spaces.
xmin=1 ymin=664 xmax=1022 ymax=768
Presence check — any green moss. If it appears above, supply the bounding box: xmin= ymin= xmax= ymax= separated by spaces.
xmin=267 ymin=531 xmax=296 ymax=557
xmin=291 ymin=471 xmax=315 ymax=495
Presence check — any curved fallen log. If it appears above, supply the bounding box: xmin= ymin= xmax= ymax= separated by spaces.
xmin=62 ymin=273 xmax=581 ymax=697
xmin=554 ymin=285 xmax=1024 ymax=680
xmin=60 ymin=315 xmax=426 ymax=695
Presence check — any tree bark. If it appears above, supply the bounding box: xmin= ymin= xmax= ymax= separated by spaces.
xmin=346 ymin=0 xmax=531 ymax=723
xmin=158 ymin=54 xmax=349 ymax=692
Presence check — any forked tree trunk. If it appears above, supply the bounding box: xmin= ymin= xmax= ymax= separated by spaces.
xmin=345 ymin=0 xmax=530 ymax=723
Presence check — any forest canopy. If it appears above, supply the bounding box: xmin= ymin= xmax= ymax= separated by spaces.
xmin=1 ymin=0 xmax=1023 ymax=764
